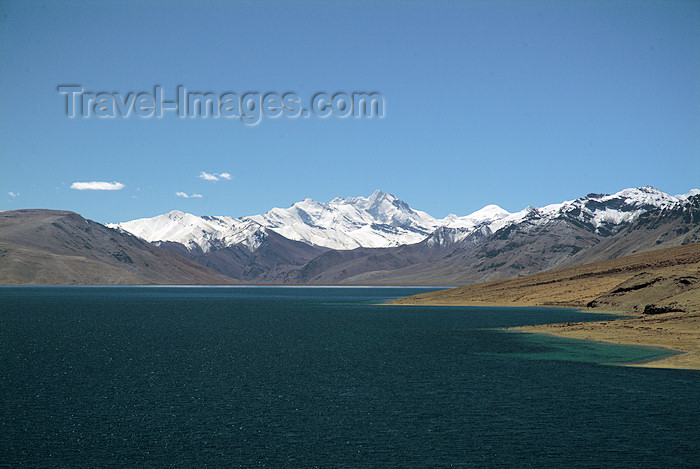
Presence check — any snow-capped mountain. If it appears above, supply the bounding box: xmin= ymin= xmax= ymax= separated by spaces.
xmin=442 ymin=204 xmax=511 ymax=230
xmin=486 ymin=186 xmax=689 ymax=237
xmin=110 ymin=190 xmax=448 ymax=252
xmin=248 ymin=190 xmax=441 ymax=249
xmin=107 ymin=211 xmax=267 ymax=253
xmin=423 ymin=225 xmax=494 ymax=249
xmin=109 ymin=186 xmax=698 ymax=254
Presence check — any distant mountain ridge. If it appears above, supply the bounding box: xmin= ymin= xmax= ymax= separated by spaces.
xmin=104 ymin=186 xmax=699 ymax=284
xmin=108 ymin=189 xmax=519 ymax=251
xmin=110 ymin=186 xmax=697 ymax=252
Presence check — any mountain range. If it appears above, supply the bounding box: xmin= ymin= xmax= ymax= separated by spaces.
xmin=1 ymin=186 xmax=697 ymax=285
xmin=108 ymin=189 xmax=512 ymax=252
xmin=99 ymin=186 xmax=700 ymax=285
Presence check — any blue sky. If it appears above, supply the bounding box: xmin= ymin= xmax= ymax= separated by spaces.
xmin=1 ymin=0 xmax=698 ymax=223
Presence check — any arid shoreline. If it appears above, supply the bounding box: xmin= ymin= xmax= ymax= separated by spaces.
xmin=511 ymin=311 xmax=700 ymax=370
xmin=388 ymin=301 xmax=700 ymax=370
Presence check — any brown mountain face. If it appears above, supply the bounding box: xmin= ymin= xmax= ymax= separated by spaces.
xmin=386 ymin=242 xmax=700 ymax=314
xmin=0 ymin=210 xmax=237 ymax=285
xmin=156 ymin=228 xmax=329 ymax=283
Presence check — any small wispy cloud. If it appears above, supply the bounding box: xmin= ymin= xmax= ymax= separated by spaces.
xmin=7 ymin=191 xmax=19 ymax=198
xmin=199 ymin=172 xmax=219 ymax=181
xmin=71 ymin=181 xmax=125 ymax=191
xmin=176 ymin=192 xmax=203 ymax=198
xmin=199 ymin=171 xmax=232 ymax=182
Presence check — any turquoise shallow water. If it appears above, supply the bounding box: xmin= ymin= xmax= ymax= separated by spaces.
xmin=0 ymin=286 xmax=698 ymax=467
xmin=498 ymin=330 xmax=680 ymax=366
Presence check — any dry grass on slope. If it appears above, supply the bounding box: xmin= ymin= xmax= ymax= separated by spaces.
xmin=387 ymin=243 xmax=700 ymax=314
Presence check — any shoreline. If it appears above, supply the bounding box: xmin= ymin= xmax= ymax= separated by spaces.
xmin=509 ymin=311 xmax=700 ymax=370
xmin=383 ymin=299 xmax=628 ymax=314
xmin=383 ymin=243 xmax=700 ymax=371
xmin=508 ymin=330 xmax=684 ymax=369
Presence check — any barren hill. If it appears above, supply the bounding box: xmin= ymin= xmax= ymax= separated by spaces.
xmin=387 ymin=242 xmax=700 ymax=314
xmin=0 ymin=210 xmax=237 ymax=285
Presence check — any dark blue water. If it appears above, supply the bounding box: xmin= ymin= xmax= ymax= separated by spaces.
xmin=1 ymin=287 xmax=697 ymax=467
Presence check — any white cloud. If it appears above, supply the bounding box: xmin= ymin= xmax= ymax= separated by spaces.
xmin=199 ymin=171 xmax=219 ymax=181
xmin=7 ymin=191 xmax=19 ymax=198
xmin=71 ymin=181 xmax=125 ymax=191
xmin=176 ymin=192 xmax=203 ymax=198
xmin=199 ymin=171 xmax=232 ymax=182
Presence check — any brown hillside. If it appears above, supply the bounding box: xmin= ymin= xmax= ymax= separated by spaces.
xmin=387 ymin=243 xmax=700 ymax=313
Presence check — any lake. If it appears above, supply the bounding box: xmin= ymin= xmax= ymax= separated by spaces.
xmin=0 ymin=286 xmax=697 ymax=467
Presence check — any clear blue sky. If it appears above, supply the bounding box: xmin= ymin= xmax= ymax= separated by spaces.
xmin=1 ymin=0 xmax=698 ymax=223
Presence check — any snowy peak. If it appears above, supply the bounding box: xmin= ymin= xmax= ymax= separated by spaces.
xmin=545 ymin=186 xmax=686 ymax=234
xmin=364 ymin=190 xmax=414 ymax=218
xmin=110 ymin=190 xmax=444 ymax=254
xmin=442 ymin=204 xmax=511 ymax=231
xmin=108 ymin=212 xmax=267 ymax=253
xmin=583 ymin=186 xmax=679 ymax=211
xmin=435 ymin=186 xmax=694 ymax=240
xmin=250 ymin=190 xmax=440 ymax=250
xmin=676 ymin=189 xmax=700 ymax=201
xmin=331 ymin=190 xmax=425 ymax=225
xmin=470 ymin=204 xmax=511 ymax=220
